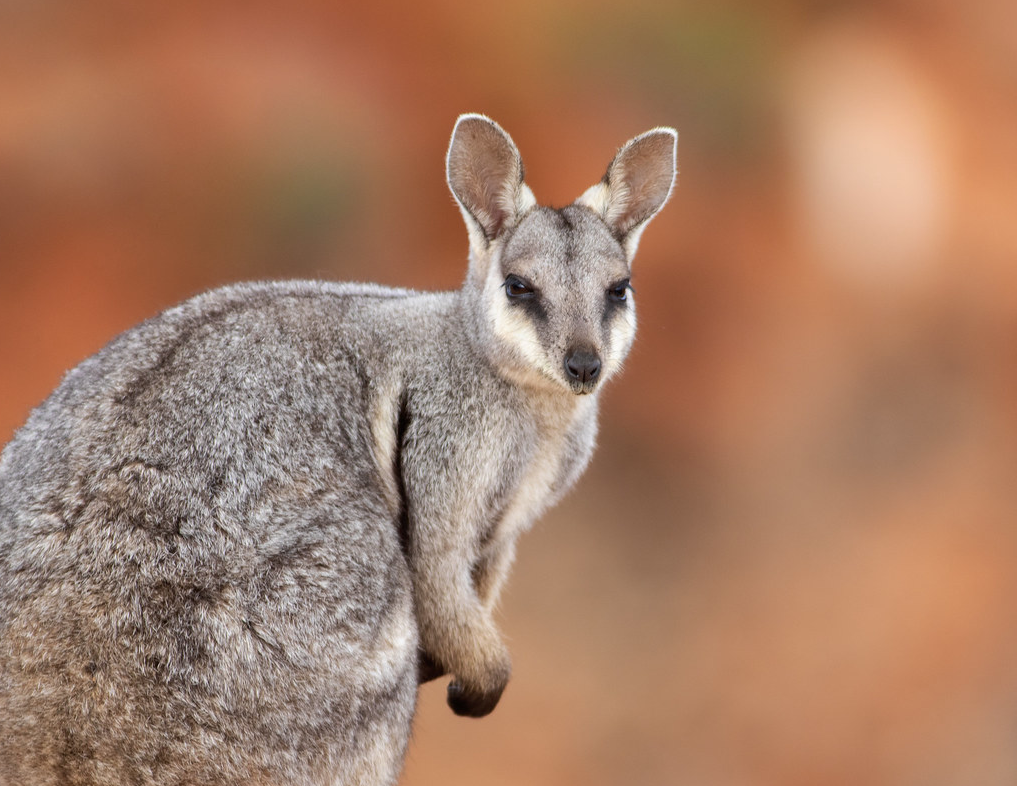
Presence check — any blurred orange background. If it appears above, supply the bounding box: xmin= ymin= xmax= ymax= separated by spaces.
xmin=2 ymin=2 xmax=1017 ymax=784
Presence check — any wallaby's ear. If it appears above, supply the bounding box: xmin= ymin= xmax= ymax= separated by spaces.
xmin=578 ymin=128 xmax=677 ymax=258
xmin=447 ymin=114 xmax=535 ymax=254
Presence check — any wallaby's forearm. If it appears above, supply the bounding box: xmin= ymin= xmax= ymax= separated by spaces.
xmin=410 ymin=540 xmax=511 ymax=716
xmin=473 ymin=538 xmax=517 ymax=610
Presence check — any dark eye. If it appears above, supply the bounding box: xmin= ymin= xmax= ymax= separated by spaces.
xmin=505 ymin=275 xmax=536 ymax=300
xmin=608 ymin=280 xmax=631 ymax=303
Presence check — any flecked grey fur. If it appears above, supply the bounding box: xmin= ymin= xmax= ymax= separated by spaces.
xmin=0 ymin=114 xmax=676 ymax=785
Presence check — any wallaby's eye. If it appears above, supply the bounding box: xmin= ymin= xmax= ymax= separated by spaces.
xmin=608 ymin=280 xmax=631 ymax=303
xmin=504 ymin=275 xmax=536 ymax=300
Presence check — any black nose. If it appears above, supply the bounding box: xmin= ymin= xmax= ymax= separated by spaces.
xmin=564 ymin=350 xmax=602 ymax=384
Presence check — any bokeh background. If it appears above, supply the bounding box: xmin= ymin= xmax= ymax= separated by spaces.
xmin=2 ymin=1 xmax=1016 ymax=784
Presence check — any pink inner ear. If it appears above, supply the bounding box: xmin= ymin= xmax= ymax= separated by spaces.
xmin=611 ymin=132 xmax=675 ymax=234
xmin=448 ymin=120 xmax=520 ymax=239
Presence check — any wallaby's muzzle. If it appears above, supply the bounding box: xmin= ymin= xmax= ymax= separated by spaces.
xmin=564 ymin=347 xmax=602 ymax=392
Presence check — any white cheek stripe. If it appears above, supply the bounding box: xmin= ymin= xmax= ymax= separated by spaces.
xmin=602 ymin=304 xmax=637 ymax=378
xmin=484 ymin=252 xmax=559 ymax=384
xmin=489 ymin=296 xmax=559 ymax=380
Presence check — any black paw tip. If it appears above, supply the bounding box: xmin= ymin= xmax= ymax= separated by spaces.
xmin=446 ymin=680 xmax=504 ymax=718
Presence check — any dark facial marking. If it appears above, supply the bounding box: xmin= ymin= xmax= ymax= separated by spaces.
xmin=503 ymin=273 xmax=547 ymax=322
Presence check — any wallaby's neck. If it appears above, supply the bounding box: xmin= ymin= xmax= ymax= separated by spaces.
xmin=457 ymin=263 xmax=491 ymax=348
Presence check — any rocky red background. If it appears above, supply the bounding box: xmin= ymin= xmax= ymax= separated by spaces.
xmin=2 ymin=2 xmax=1016 ymax=784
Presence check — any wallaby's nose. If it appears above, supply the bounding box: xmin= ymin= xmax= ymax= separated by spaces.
xmin=564 ymin=349 xmax=602 ymax=385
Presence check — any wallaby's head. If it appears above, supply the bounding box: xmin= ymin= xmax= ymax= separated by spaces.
xmin=447 ymin=114 xmax=676 ymax=396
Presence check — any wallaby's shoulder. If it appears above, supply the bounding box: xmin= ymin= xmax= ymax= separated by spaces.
xmin=0 ymin=278 xmax=466 ymax=514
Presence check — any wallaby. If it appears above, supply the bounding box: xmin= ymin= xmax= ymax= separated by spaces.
xmin=0 ymin=114 xmax=676 ymax=785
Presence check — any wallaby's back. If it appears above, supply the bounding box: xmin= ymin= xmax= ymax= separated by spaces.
xmin=0 ymin=281 xmax=450 ymax=784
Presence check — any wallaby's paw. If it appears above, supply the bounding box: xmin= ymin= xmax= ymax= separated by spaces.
xmin=446 ymin=652 xmax=510 ymax=717
xmin=446 ymin=678 xmax=506 ymax=718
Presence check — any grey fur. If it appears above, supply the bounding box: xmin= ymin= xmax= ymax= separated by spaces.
xmin=0 ymin=115 xmax=676 ymax=785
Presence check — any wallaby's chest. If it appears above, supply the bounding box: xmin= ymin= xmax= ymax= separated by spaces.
xmin=484 ymin=398 xmax=597 ymax=550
